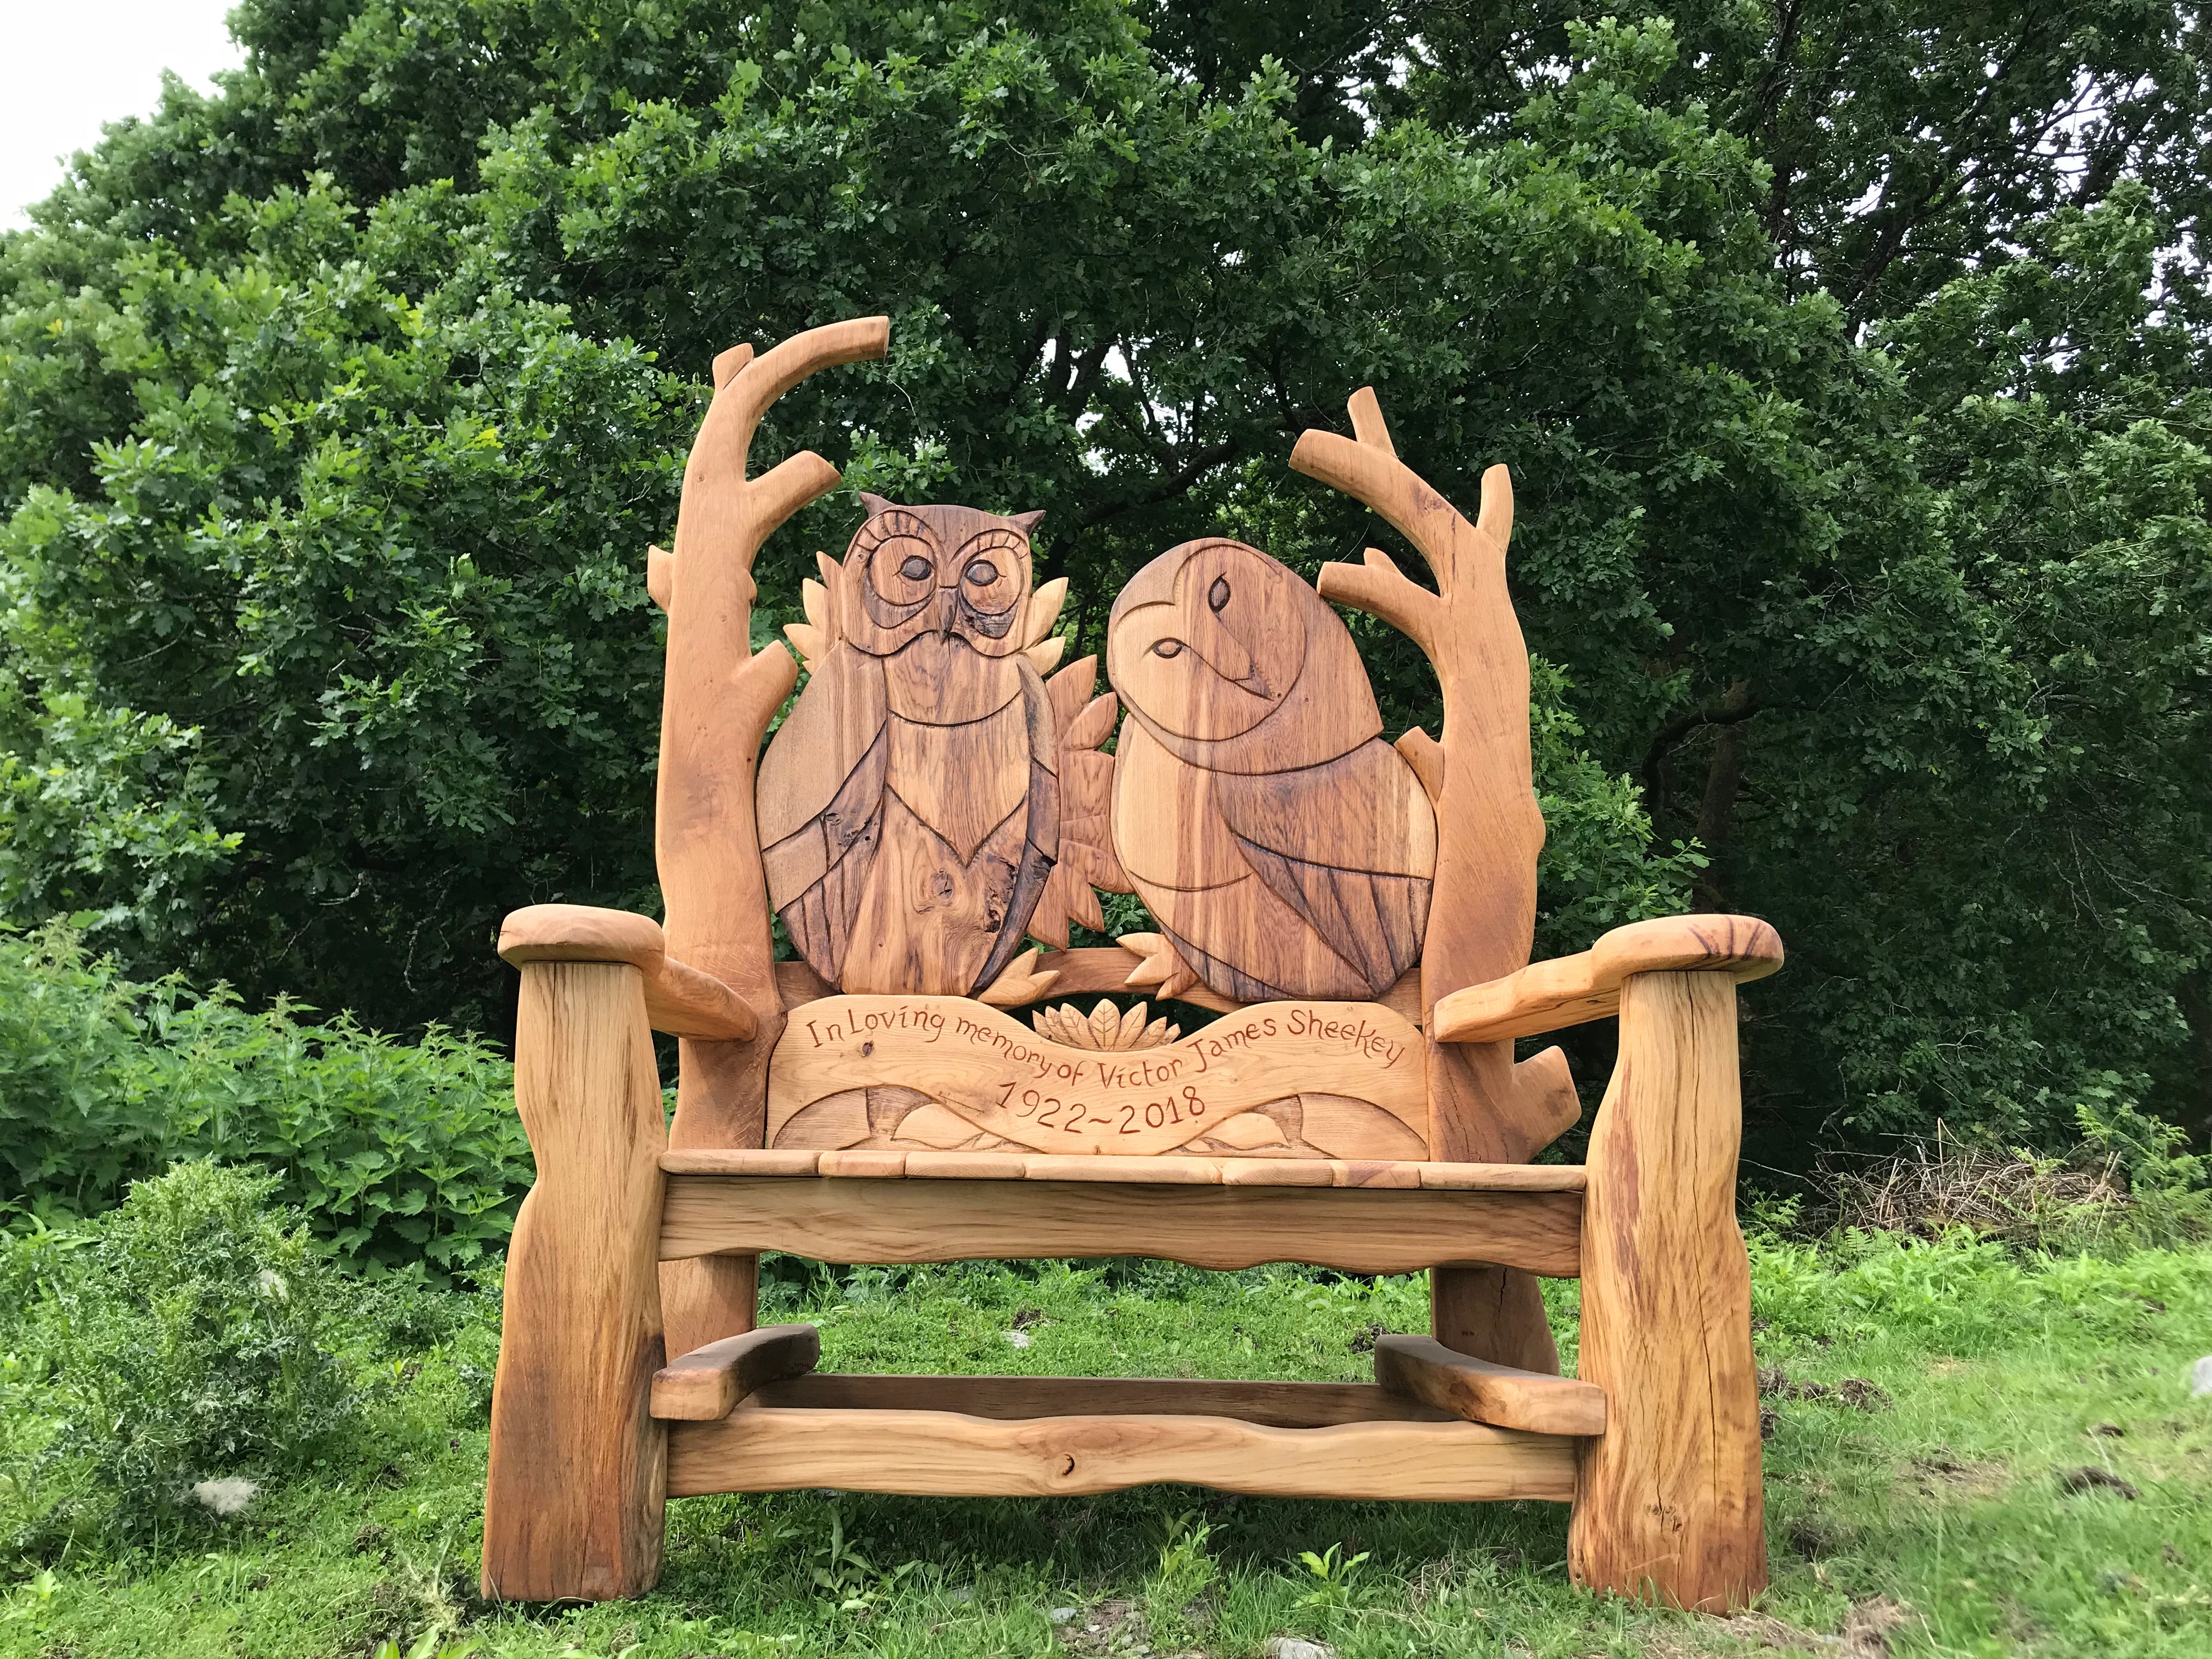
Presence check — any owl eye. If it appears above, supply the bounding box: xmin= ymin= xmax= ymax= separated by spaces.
xmin=899 ymin=555 xmax=933 ymax=582
xmin=963 ymin=559 xmax=1000 ymax=586
xmin=1208 ymin=575 xmax=1231 ymax=612
xmin=1152 ymin=639 xmax=1185 ymax=658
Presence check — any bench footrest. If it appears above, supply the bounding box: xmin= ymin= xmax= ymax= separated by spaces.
xmin=666 ymin=1378 xmax=1575 ymax=1502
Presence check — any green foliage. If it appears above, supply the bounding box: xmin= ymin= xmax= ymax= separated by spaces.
xmin=0 ymin=1161 xmax=359 ymax=1557
xmin=6 ymin=1225 xmax=2212 ymax=1654
xmin=0 ymin=0 xmax=2204 ymax=1167
xmin=0 ymin=925 xmax=523 ymax=1274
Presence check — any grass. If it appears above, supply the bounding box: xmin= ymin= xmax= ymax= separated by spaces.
xmin=4 ymin=1240 xmax=2211 ymax=1659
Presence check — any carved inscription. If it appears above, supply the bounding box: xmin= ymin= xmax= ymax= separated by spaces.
xmin=767 ymin=995 xmax=1427 ymax=1159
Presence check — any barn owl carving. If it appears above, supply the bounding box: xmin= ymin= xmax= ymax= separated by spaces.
xmin=758 ymin=496 xmax=1059 ymax=997
xmin=1105 ymin=537 xmax=1436 ymax=1003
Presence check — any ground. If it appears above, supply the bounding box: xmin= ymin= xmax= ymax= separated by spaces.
xmin=4 ymin=1240 xmax=2209 ymax=1658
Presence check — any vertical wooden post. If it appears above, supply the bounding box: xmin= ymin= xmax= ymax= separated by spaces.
xmin=1570 ymin=970 xmax=1765 ymax=1612
xmin=483 ymin=962 xmax=669 ymax=1602
xmin=652 ymin=320 xmax=888 ymax=1356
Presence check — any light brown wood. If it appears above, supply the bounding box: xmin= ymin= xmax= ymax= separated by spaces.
xmin=649 ymin=1323 xmax=820 ymax=1421
xmin=1105 ymin=538 xmax=1436 ymax=1003
xmin=657 ymin=1173 xmax=1583 ymax=1276
xmin=1291 ymin=393 xmax=1561 ymax=1371
xmin=498 ymin=904 xmax=759 ymax=1042
xmin=1432 ymin=1257 xmax=1564 ymax=1374
xmin=668 ymin=1407 xmax=1574 ymax=1502
xmin=757 ymin=499 xmax=1059 ymax=997
xmin=1570 ymin=971 xmax=1766 ymax=1612
xmin=1030 ymin=654 xmax=1128 ymax=947
xmin=765 ymin=993 xmax=1427 ymax=1158
xmin=1433 ymin=914 xmax=1785 ymax=1045
xmin=656 ymin=318 xmax=888 ymax=1355
xmin=752 ymin=1373 xmax=1454 ymax=1425
xmin=661 ymin=1146 xmax=1585 ymax=1189
xmin=482 ymin=962 xmax=668 ymax=1602
xmin=1374 ymin=1334 xmax=1606 ymax=1436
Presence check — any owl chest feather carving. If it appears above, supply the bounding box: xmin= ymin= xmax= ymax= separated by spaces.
xmin=758 ymin=498 xmax=1059 ymax=996
xmin=1106 ymin=537 xmax=1437 ymax=1003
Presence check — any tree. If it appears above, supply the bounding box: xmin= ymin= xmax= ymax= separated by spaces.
xmin=2 ymin=1 xmax=2205 ymax=1164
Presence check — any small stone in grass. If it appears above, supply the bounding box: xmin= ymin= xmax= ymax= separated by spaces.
xmin=2191 ymin=1355 xmax=2212 ymax=1397
xmin=1048 ymin=1607 xmax=1079 ymax=1624
xmin=1261 ymin=1640 xmax=1335 ymax=1659
xmin=1005 ymin=1330 xmax=1034 ymax=1348
xmin=2057 ymin=1466 xmax=2140 ymax=1499
xmin=189 ymin=1477 xmax=258 ymax=1517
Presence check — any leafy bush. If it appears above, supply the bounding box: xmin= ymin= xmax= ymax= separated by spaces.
xmin=0 ymin=924 xmax=524 ymax=1274
xmin=1 ymin=1161 xmax=360 ymax=1556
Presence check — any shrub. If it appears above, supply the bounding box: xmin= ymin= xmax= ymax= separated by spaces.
xmin=0 ymin=923 xmax=526 ymax=1274
xmin=1 ymin=1161 xmax=360 ymax=1556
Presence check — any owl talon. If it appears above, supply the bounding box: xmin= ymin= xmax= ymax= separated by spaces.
xmin=1115 ymin=932 xmax=1199 ymax=1001
xmin=978 ymin=948 xmax=1060 ymax=1008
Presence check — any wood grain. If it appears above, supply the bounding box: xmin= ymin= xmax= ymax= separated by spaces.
xmin=668 ymin=1408 xmax=1574 ymax=1502
xmin=758 ymin=500 xmax=1059 ymax=997
xmin=655 ymin=318 xmax=888 ymax=1356
xmin=1105 ymin=538 xmax=1436 ymax=1003
xmin=765 ymin=993 xmax=1426 ymax=1157
xmin=658 ymin=1174 xmax=1583 ymax=1276
xmin=749 ymin=1373 xmax=1454 ymax=1425
xmin=498 ymin=904 xmax=758 ymax=1042
xmin=481 ymin=962 xmax=668 ymax=1602
xmin=1373 ymin=1334 xmax=1606 ymax=1436
xmin=648 ymin=1323 xmax=820 ymax=1421
xmin=1290 ymin=393 xmax=1560 ymax=1372
xmin=1432 ymin=914 xmax=1785 ymax=1045
xmin=1569 ymin=971 xmax=1767 ymax=1612
xmin=660 ymin=1147 xmax=1584 ymax=1189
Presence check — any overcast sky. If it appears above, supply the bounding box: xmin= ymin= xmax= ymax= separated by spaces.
xmin=2 ymin=0 xmax=243 ymax=225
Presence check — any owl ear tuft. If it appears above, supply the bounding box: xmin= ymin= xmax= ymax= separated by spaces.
xmin=857 ymin=491 xmax=898 ymax=518
xmin=1006 ymin=509 xmax=1046 ymax=534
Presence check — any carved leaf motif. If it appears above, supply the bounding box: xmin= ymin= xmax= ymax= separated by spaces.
xmin=1025 ymin=656 xmax=1128 ymax=949
xmin=1030 ymin=998 xmax=1179 ymax=1050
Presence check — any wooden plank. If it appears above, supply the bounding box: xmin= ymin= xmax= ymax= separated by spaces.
xmin=751 ymin=1373 xmax=1455 ymax=1426
xmin=667 ymin=1408 xmax=1575 ymax=1502
xmin=658 ymin=1175 xmax=1582 ymax=1277
xmin=660 ymin=1147 xmax=1586 ymax=1190
xmin=1431 ymin=915 xmax=1784 ymax=1045
xmin=650 ymin=1323 xmax=820 ymax=1422
xmin=482 ymin=962 xmax=668 ymax=1602
xmin=1570 ymin=971 xmax=1767 ymax=1612
xmin=1373 ymin=1334 xmax=1605 ymax=1436
xmin=766 ymin=994 xmax=1426 ymax=1157
xmin=1103 ymin=537 xmax=1436 ymax=1005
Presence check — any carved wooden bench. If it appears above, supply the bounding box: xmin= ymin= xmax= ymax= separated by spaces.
xmin=480 ymin=317 xmax=1783 ymax=1612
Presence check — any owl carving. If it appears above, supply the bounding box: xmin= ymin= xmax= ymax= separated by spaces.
xmin=758 ymin=496 xmax=1065 ymax=997
xmin=1105 ymin=537 xmax=1436 ymax=1003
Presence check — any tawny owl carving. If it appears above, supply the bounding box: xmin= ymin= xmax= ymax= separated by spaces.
xmin=1105 ymin=537 xmax=1437 ymax=1003
xmin=757 ymin=496 xmax=1065 ymax=997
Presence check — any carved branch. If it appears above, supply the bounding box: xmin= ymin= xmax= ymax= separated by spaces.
xmin=655 ymin=315 xmax=888 ymax=1146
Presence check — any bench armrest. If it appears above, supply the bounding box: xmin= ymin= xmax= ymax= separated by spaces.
xmin=1431 ymin=915 xmax=1782 ymax=1046
xmin=499 ymin=904 xmax=761 ymax=1042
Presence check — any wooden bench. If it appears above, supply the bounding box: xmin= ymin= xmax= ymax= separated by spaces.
xmin=479 ymin=317 xmax=1783 ymax=1612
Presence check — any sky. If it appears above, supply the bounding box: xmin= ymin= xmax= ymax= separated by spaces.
xmin=1 ymin=0 xmax=244 ymax=225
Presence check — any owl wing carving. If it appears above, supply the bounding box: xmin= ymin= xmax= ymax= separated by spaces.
xmin=756 ymin=640 xmax=890 ymax=985
xmin=1209 ymin=737 xmax=1437 ymax=997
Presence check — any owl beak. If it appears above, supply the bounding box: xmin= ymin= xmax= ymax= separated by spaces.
xmin=934 ymin=585 xmax=958 ymax=638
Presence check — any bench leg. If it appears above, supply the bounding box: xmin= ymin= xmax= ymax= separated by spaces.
xmin=483 ymin=961 xmax=669 ymax=1601
xmin=661 ymin=1035 xmax=769 ymax=1358
xmin=1431 ymin=1265 xmax=1559 ymax=1374
xmin=1570 ymin=969 xmax=1765 ymax=1612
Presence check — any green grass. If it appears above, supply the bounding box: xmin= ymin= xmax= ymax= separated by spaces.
xmin=5 ymin=1242 xmax=2210 ymax=1659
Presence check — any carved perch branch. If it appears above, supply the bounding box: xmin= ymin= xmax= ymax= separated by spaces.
xmin=653 ymin=315 xmax=888 ymax=1357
